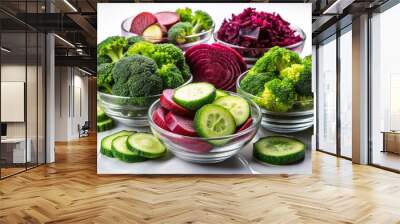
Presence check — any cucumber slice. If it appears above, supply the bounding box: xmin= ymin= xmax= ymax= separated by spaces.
xmin=254 ymin=136 xmax=306 ymax=165
xmin=214 ymin=95 xmax=250 ymax=127
xmin=97 ymin=118 xmax=114 ymax=132
xmin=127 ymin=133 xmax=166 ymax=159
xmin=173 ymin=82 xmax=216 ymax=110
xmin=97 ymin=106 xmax=108 ymax=122
xmin=194 ymin=104 xmax=236 ymax=138
xmin=215 ymin=89 xmax=228 ymax=100
xmin=100 ymin=130 xmax=135 ymax=157
xmin=112 ymin=135 xmax=147 ymax=163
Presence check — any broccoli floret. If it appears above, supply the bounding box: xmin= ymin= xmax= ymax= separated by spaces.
xmin=97 ymin=36 xmax=128 ymax=63
xmin=151 ymin=43 xmax=185 ymax=68
xmin=180 ymin=62 xmax=192 ymax=80
xmin=126 ymin=41 xmax=156 ymax=58
xmin=112 ymin=79 xmax=131 ymax=96
xmin=126 ymin=36 xmax=144 ymax=49
xmin=112 ymin=55 xmax=158 ymax=83
xmin=255 ymin=78 xmax=296 ymax=112
xmin=168 ymin=22 xmax=194 ymax=44
xmin=176 ymin=7 xmax=193 ymax=23
xmin=191 ymin=10 xmax=213 ymax=33
xmin=158 ymin=64 xmax=185 ymax=89
xmin=240 ymin=72 xmax=277 ymax=95
xmin=249 ymin=46 xmax=302 ymax=76
xmin=296 ymin=60 xmax=312 ymax=96
xmin=97 ymin=63 xmax=114 ymax=93
xmin=303 ymin=55 xmax=312 ymax=65
xmin=127 ymin=74 xmax=163 ymax=97
xmin=279 ymin=64 xmax=304 ymax=82
xmin=97 ymin=55 xmax=111 ymax=66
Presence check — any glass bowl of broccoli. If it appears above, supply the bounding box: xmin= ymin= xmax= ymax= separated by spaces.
xmin=214 ymin=24 xmax=305 ymax=65
xmin=121 ymin=12 xmax=215 ymax=51
xmin=147 ymin=92 xmax=262 ymax=163
xmin=236 ymin=49 xmax=314 ymax=133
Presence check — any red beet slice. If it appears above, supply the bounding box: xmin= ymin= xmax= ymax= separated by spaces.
xmin=154 ymin=11 xmax=179 ymax=29
xmin=212 ymin=43 xmax=247 ymax=72
xmin=130 ymin=12 xmax=158 ymax=34
xmin=165 ymin=112 xmax=197 ymax=137
xmin=160 ymin=89 xmax=192 ymax=116
xmin=152 ymin=107 xmax=169 ymax=130
xmin=237 ymin=118 xmax=253 ymax=133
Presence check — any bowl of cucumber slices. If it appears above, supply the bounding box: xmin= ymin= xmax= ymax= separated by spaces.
xmin=148 ymin=82 xmax=262 ymax=163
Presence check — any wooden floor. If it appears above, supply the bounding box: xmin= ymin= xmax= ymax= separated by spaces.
xmin=0 ymin=135 xmax=400 ymax=224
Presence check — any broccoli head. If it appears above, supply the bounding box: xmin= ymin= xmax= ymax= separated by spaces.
xmin=97 ymin=55 xmax=111 ymax=66
xmin=255 ymin=78 xmax=296 ymax=112
xmin=97 ymin=63 xmax=114 ymax=94
xmin=180 ymin=62 xmax=192 ymax=80
xmin=112 ymin=79 xmax=131 ymax=97
xmin=240 ymin=72 xmax=277 ymax=95
xmin=168 ymin=22 xmax=194 ymax=44
xmin=97 ymin=36 xmax=128 ymax=63
xmin=249 ymin=46 xmax=302 ymax=76
xmin=192 ymin=10 xmax=213 ymax=33
xmin=303 ymin=55 xmax=312 ymax=65
xmin=151 ymin=43 xmax=185 ymax=68
xmin=126 ymin=41 xmax=156 ymax=58
xmin=176 ymin=7 xmax=193 ymax=23
xmin=158 ymin=64 xmax=185 ymax=89
xmin=295 ymin=60 xmax=312 ymax=96
xmin=112 ymin=55 xmax=158 ymax=83
xmin=127 ymin=74 xmax=163 ymax=97
xmin=279 ymin=64 xmax=304 ymax=82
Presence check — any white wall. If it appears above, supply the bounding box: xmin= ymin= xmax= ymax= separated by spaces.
xmin=54 ymin=67 xmax=89 ymax=141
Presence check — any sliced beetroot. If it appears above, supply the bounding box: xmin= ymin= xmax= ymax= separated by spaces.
xmin=155 ymin=11 xmax=180 ymax=29
xmin=212 ymin=43 xmax=247 ymax=72
xmin=237 ymin=118 xmax=253 ymax=132
xmin=130 ymin=12 xmax=158 ymax=34
xmin=152 ymin=107 xmax=169 ymax=130
xmin=160 ymin=89 xmax=192 ymax=116
xmin=165 ymin=112 xmax=197 ymax=137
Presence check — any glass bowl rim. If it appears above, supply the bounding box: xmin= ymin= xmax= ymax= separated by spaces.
xmin=121 ymin=15 xmax=216 ymax=39
xmin=147 ymin=91 xmax=262 ymax=141
xmin=98 ymin=74 xmax=193 ymax=100
xmin=213 ymin=24 xmax=306 ymax=50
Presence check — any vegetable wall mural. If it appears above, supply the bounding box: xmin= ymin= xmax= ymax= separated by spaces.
xmin=97 ymin=3 xmax=312 ymax=174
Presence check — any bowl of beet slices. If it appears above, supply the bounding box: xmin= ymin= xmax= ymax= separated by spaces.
xmin=121 ymin=12 xmax=214 ymax=50
xmin=148 ymin=91 xmax=261 ymax=163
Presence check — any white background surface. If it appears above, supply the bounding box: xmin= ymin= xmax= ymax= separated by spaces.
xmin=97 ymin=3 xmax=312 ymax=174
xmin=98 ymin=3 xmax=312 ymax=57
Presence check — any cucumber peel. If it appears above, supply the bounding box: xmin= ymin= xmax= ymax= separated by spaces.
xmin=100 ymin=130 xmax=135 ymax=157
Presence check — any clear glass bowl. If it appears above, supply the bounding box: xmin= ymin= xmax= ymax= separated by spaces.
xmin=121 ymin=15 xmax=215 ymax=51
xmin=213 ymin=24 xmax=306 ymax=65
xmin=236 ymin=72 xmax=314 ymax=133
xmin=148 ymin=92 xmax=262 ymax=163
xmin=98 ymin=76 xmax=192 ymax=127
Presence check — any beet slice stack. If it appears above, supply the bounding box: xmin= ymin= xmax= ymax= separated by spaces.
xmin=185 ymin=44 xmax=246 ymax=91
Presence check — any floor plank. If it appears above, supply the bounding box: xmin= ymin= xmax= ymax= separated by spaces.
xmin=0 ymin=135 xmax=399 ymax=224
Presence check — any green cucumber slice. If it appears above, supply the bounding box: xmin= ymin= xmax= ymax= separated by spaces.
xmin=112 ymin=135 xmax=147 ymax=163
xmin=214 ymin=95 xmax=250 ymax=127
xmin=127 ymin=133 xmax=166 ymax=159
xmin=194 ymin=104 xmax=236 ymax=138
xmin=173 ymin=82 xmax=216 ymax=110
xmin=100 ymin=130 xmax=135 ymax=157
xmin=97 ymin=106 xmax=108 ymax=122
xmin=215 ymin=89 xmax=228 ymax=100
xmin=253 ymin=136 xmax=306 ymax=165
xmin=97 ymin=118 xmax=114 ymax=132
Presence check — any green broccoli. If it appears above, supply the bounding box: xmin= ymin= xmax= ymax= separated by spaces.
xmin=97 ymin=63 xmax=114 ymax=93
xmin=191 ymin=10 xmax=213 ymax=33
xmin=127 ymin=74 xmax=163 ymax=97
xmin=303 ymin=55 xmax=312 ymax=65
xmin=255 ymin=78 xmax=296 ymax=112
xmin=296 ymin=95 xmax=313 ymax=110
xmin=97 ymin=55 xmax=111 ymax=66
xmin=151 ymin=43 xmax=185 ymax=68
xmin=112 ymin=55 xmax=158 ymax=83
xmin=126 ymin=41 xmax=156 ymax=58
xmin=295 ymin=60 xmax=312 ymax=96
xmin=112 ymin=79 xmax=131 ymax=96
xmin=279 ymin=64 xmax=304 ymax=82
xmin=176 ymin=7 xmax=193 ymax=23
xmin=126 ymin=36 xmax=144 ymax=48
xmin=97 ymin=36 xmax=128 ymax=63
xmin=249 ymin=46 xmax=302 ymax=76
xmin=158 ymin=64 xmax=185 ymax=89
xmin=240 ymin=72 xmax=277 ymax=95
xmin=168 ymin=22 xmax=194 ymax=44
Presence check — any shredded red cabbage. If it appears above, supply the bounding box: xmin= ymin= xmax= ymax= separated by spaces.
xmin=217 ymin=8 xmax=303 ymax=48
